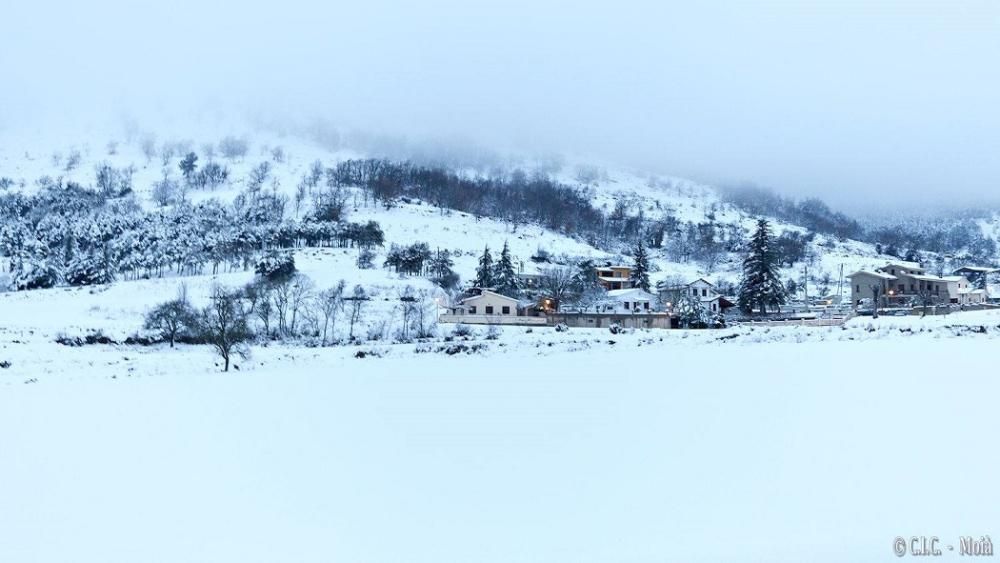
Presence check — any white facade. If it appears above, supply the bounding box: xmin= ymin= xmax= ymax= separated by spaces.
xmin=601 ymin=288 xmax=657 ymax=313
xmin=455 ymin=290 xmax=520 ymax=316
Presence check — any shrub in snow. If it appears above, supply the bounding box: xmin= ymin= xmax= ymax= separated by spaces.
xmin=608 ymin=323 xmax=623 ymax=335
xmin=357 ymin=248 xmax=375 ymax=269
xmin=255 ymin=251 xmax=296 ymax=282
xmin=354 ymin=349 xmax=384 ymax=359
xmin=486 ymin=324 xmax=502 ymax=340
xmin=151 ymin=177 xmax=181 ymax=207
xmin=452 ymin=323 xmax=474 ymax=338
xmin=554 ymin=323 xmax=569 ymax=332
xmin=366 ymin=325 xmax=385 ymax=341
xmin=219 ymin=136 xmax=249 ymax=160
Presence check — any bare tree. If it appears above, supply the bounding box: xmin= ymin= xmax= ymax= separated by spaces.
xmin=200 ymin=286 xmax=253 ymax=371
xmin=219 ymin=136 xmax=249 ymax=161
xmin=247 ymin=161 xmax=272 ymax=191
xmin=346 ymin=285 xmax=368 ymax=340
xmin=412 ymin=289 xmax=437 ymax=338
xmin=288 ymin=275 xmax=315 ymax=336
xmin=398 ymin=285 xmax=419 ymax=341
xmin=308 ymin=160 xmax=323 ymax=189
xmin=538 ymin=266 xmax=575 ymax=306
xmin=270 ymin=146 xmax=286 ymax=163
xmin=318 ymin=280 xmax=346 ymax=345
xmin=915 ymin=286 xmax=937 ymax=317
xmin=869 ymin=283 xmax=884 ymax=319
xmin=64 ymin=150 xmax=82 ymax=172
xmin=144 ymin=296 xmax=197 ymax=347
xmin=141 ymin=136 xmax=157 ymax=164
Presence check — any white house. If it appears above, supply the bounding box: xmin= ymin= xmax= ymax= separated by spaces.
xmin=452 ymin=290 xmax=519 ymax=316
xmin=439 ymin=289 xmax=548 ymax=326
xmin=601 ymin=288 xmax=657 ymax=313
xmin=657 ymin=278 xmax=733 ymax=314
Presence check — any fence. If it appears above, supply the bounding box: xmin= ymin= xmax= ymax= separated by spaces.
xmin=438 ymin=314 xmax=548 ymax=326
xmin=733 ymin=314 xmax=854 ymax=328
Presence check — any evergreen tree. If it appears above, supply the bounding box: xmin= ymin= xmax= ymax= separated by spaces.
xmin=492 ymin=241 xmax=519 ymax=296
xmin=573 ymin=259 xmax=600 ymax=293
xmin=675 ymin=292 xmax=708 ymax=328
xmin=630 ymin=240 xmax=651 ymax=291
xmin=429 ymin=249 xmax=459 ymax=289
xmin=738 ymin=219 xmax=786 ymax=314
xmin=474 ymin=246 xmax=494 ymax=288
xmin=179 ymin=152 xmax=198 ymax=181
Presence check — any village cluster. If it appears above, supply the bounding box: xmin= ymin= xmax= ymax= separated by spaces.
xmin=441 ymin=257 xmax=998 ymax=330
xmin=442 ymin=265 xmax=733 ymax=330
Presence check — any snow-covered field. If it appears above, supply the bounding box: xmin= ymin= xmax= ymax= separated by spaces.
xmin=2 ymin=315 xmax=999 ymax=562
xmin=3 ymin=119 xmax=998 ymax=561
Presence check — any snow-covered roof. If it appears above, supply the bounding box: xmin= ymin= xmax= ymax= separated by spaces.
xmin=656 ymin=278 xmax=714 ymax=291
xmin=606 ymin=288 xmax=655 ymax=300
xmin=460 ymin=290 xmax=519 ymax=304
xmin=882 ymin=260 xmax=922 ymax=270
xmin=848 ymin=270 xmax=897 ymax=280
xmin=955 ymin=266 xmax=1000 ymax=274
xmin=908 ymin=274 xmax=963 ymax=283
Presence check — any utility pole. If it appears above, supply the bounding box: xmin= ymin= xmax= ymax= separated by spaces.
xmin=802 ymin=263 xmax=809 ymax=303
xmin=838 ymin=263 xmax=844 ymax=303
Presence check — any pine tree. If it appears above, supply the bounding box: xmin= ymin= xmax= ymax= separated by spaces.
xmin=630 ymin=240 xmax=650 ymax=291
xmin=492 ymin=241 xmax=519 ymax=296
xmin=738 ymin=219 xmax=786 ymax=314
xmin=474 ymin=246 xmax=494 ymax=288
xmin=573 ymin=259 xmax=600 ymax=292
xmin=179 ymin=152 xmax=198 ymax=181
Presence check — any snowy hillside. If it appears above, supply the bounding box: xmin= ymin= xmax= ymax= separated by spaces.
xmin=0 ymin=117 xmax=910 ymax=304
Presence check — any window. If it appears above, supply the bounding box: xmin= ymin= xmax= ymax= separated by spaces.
xmin=891 ymin=269 xmax=895 ymax=275
xmin=643 ymin=302 xmax=649 ymax=310
xmin=712 ymin=303 xmax=717 ymax=311
xmin=898 ymin=284 xmax=904 ymax=293
xmin=501 ymin=306 xmax=510 ymax=314
xmin=469 ymin=306 xmax=476 ymax=314
xmin=702 ymin=288 xmax=707 ymax=297
xmin=485 ymin=306 xmax=494 ymax=314
xmin=856 ymin=285 xmax=860 ymax=292
xmin=623 ymin=301 xmax=630 ymax=309
xmin=692 ymin=288 xmax=697 ymax=296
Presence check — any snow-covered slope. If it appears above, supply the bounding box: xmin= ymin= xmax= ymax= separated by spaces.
xmin=0 ymin=117 xmax=904 ymax=304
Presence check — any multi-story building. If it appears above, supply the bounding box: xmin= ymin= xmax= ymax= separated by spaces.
xmin=848 ymin=261 xmax=985 ymax=307
xmin=595 ymin=264 xmax=633 ymax=290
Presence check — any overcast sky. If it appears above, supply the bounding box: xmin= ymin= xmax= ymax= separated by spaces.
xmin=3 ymin=0 xmax=998 ymax=209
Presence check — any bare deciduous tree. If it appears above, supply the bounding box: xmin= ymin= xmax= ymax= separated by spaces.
xmin=318 ymin=281 xmax=346 ymax=345
xmin=200 ymin=286 xmax=252 ymax=371
xmin=346 ymin=285 xmax=368 ymax=340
